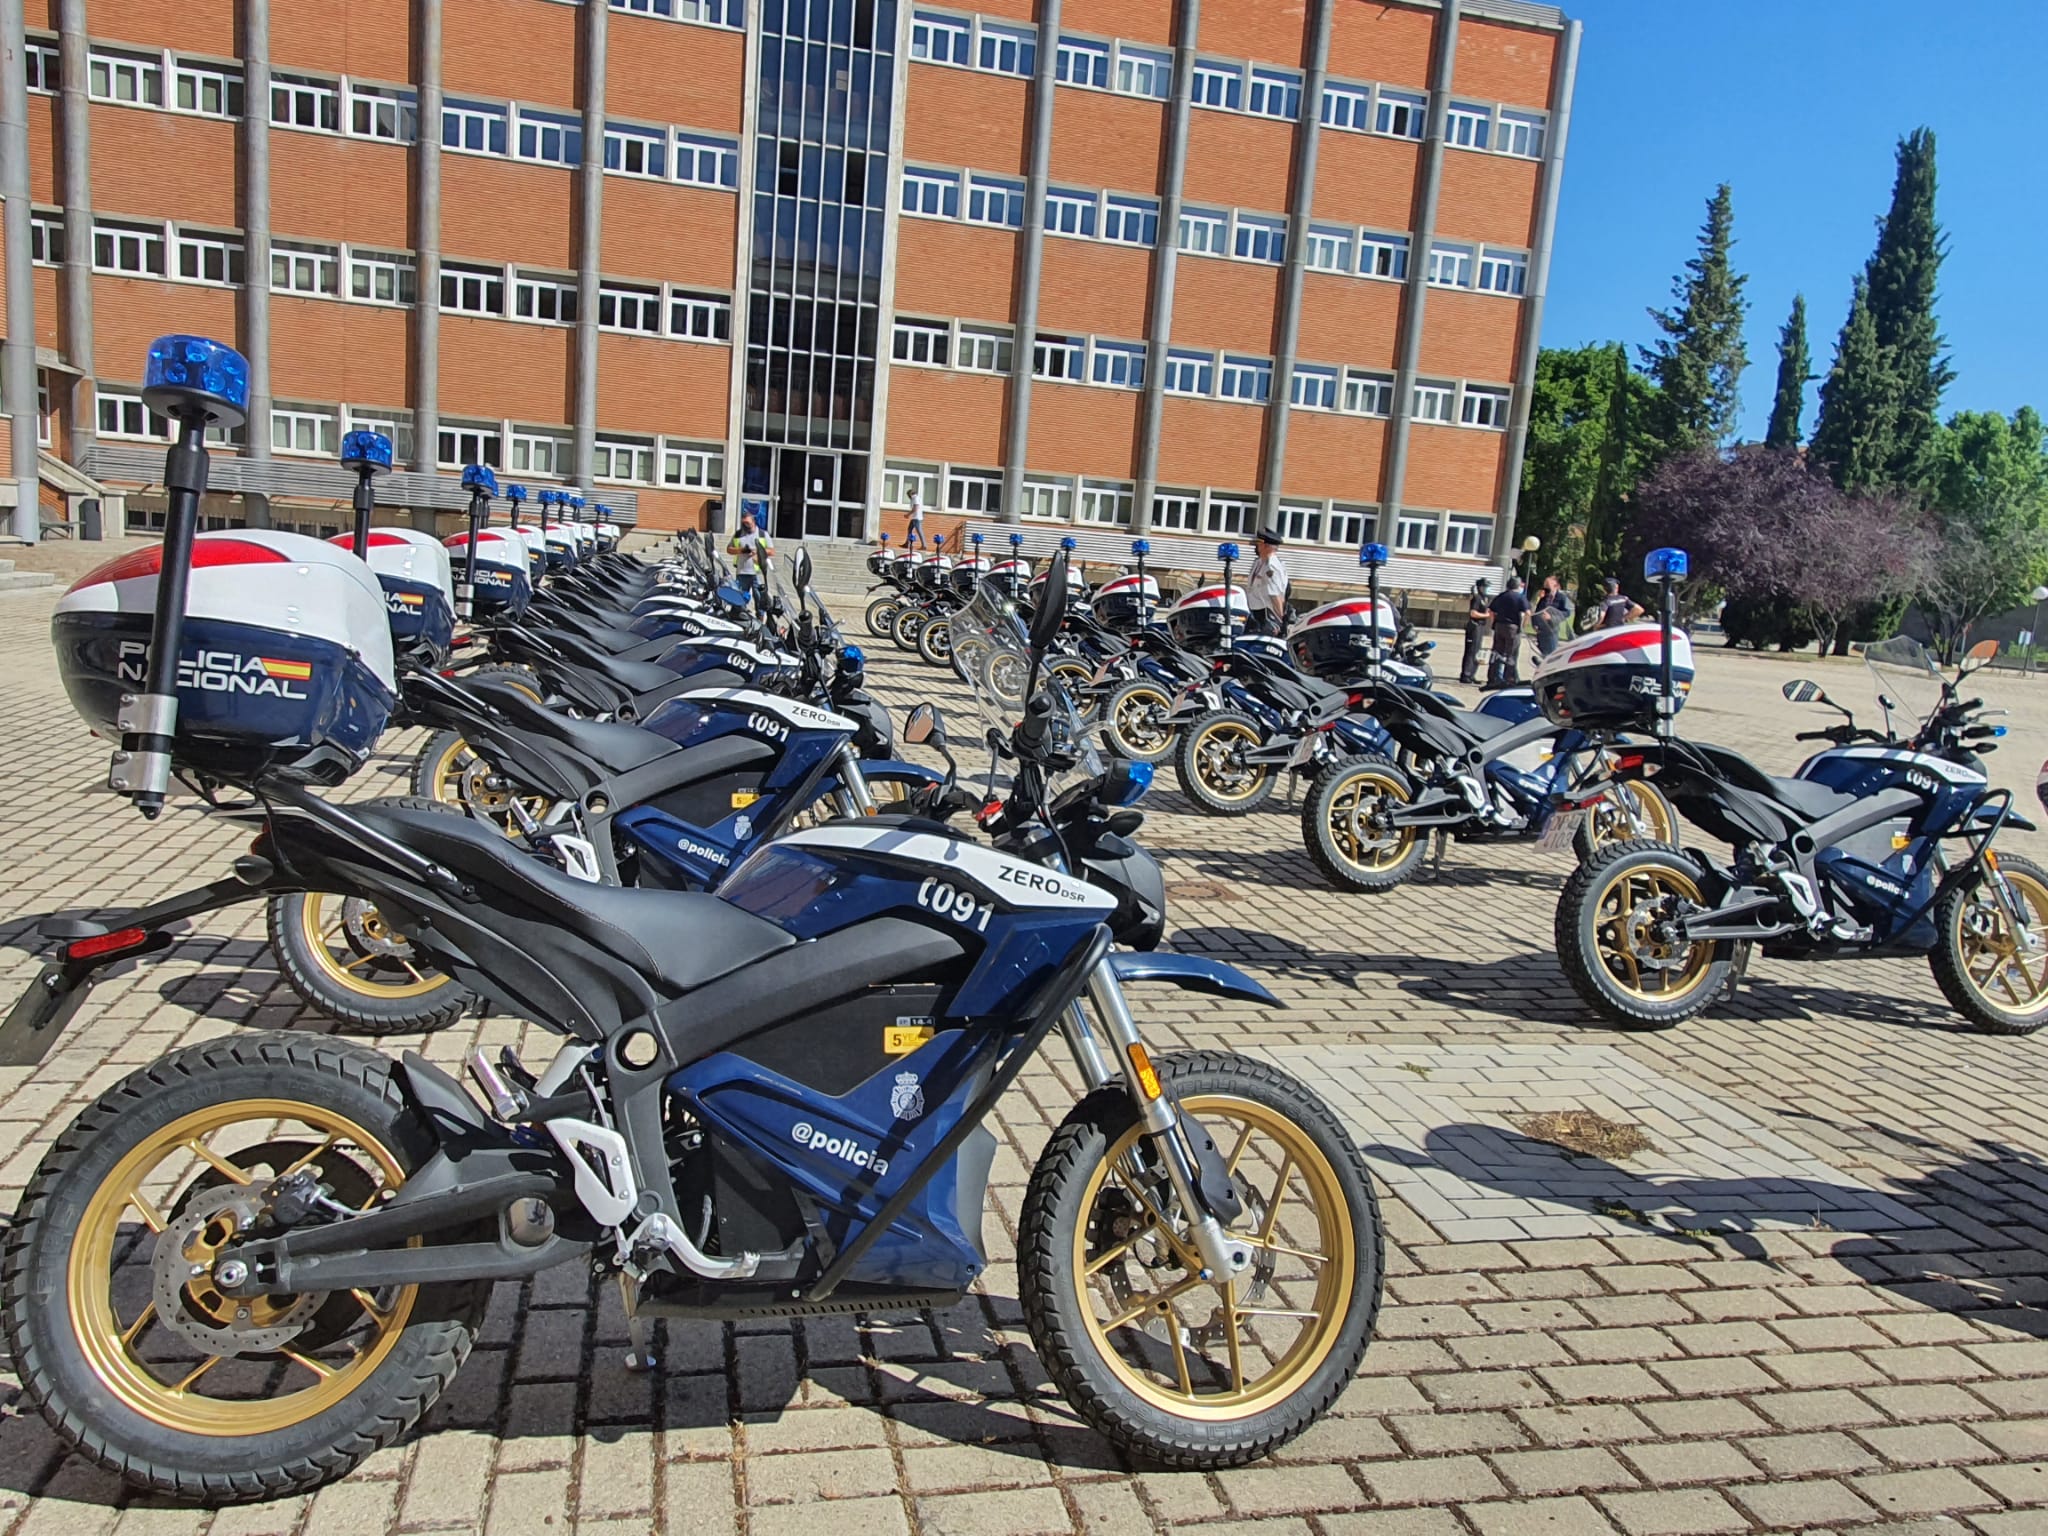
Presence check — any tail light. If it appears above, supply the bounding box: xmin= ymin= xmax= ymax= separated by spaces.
xmin=65 ymin=926 xmax=151 ymax=962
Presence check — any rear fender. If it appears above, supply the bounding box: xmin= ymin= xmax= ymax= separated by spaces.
xmin=1106 ymin=952 xmax=1280 ymax=1007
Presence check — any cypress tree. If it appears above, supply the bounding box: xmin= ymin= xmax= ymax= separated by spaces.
xmin=1764 ymin=293 xmax=1810 ymax=450
xmin=1639 ymin=183 xmax=1749 ymax=454
xmin=1809 ymin=277 xmax=1895 ymax=493
xmin=1863 ymin=128 xmax=1952 ymax=484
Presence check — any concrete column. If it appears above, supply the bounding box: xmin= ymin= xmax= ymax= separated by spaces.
xmin=723 ymin=0 xmax=763 ymax=536
xmin=240 ymin=0 xmax=273 ymax=526
xmin=571 ymin=0 xmax=607 ymax=489
xmin=1132 ymin=0 xmax=1199 ymax=534
xmin=1493 ymin=17 xmax=1580 ymax=554
xmin=56 ymin=0 xmax=90 ymax=464
xmin=2 ymin=0 xmax=38 ymax=540
xmin=862 ymin=0 xmax=912 ymax=543
xmin=1256 ymin=0 xmax=1332 ymax=526
xmin=996 ymin=0 xmax=1060 ymax=524
xmin=1376 ymin=0 xmax=1459 ymax=527
xmin=412 ymin=0 xmax=443 ymax=472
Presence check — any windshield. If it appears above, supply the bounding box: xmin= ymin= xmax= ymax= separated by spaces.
xmin=951 ymin=580 xmax=1101 ymax=786
xmin=1863 ymin=635 xmax=1943 ymax=730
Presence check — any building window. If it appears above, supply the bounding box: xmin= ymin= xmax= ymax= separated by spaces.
xmin=1427 ymin=242 xmax=1474 ymax=289
xmin=1342 ymin=369 xmax=1394 ymax=416
xmin=1477 ymin=248 xmax=1528 ymax=296
xmin=593 ymin=433 xmax=657 ymax=484
xmin=1375 ymin=88 xmax=1425 ymax=139
xmin=515 ymin=106 xmax=582 ymax=166
xmin=93 ymin=219 xmax=167 ymax=277
xmin=977 ymin=20 xmax=1036 ymax=77
xmin=946 ymin=468 xmax=1002 ymax=515
xmin=1032 ymin=333 xmax=1084 ymax=381
xmin=955 ymin=324 xmax=1013 ymax=374
xmin=1019 ymin=473 xmax=1072 ymax=522
xmin=1115 ymin=44 xmax=1172 ymax=99
xmin=29 ymin=211 xmax=64 ymax=267
xmin=175 ymin=229 xmax=244 ymax=286
xmin=1321 ymin=79 xmax=1370 ymax=132
xmin=440 ymin=263 xmax=505 ymax=316
xmin=1045 ymin=188 xmax=1098 ymax=240
xmin=1291 ymin=364 xmax=1338 ymax=410
xmin=349 ymin=82 xmax=416 ymax=142
xmin=509 ymin=426 xmax=571 ymax=477
xmin=438 ymin=421 xmax=502 ymax=470
xmin=349 ymin=409 xmax=415 ymax=463
xmin=1445 ymin=101 xmax=1492 ymax=150
xmin=965 ymin=173 xmax=1025 ymax=229
xmin=1164 ymin=349 xmax=1214 ymax=397
xmin=1305 ymin=225 xmax=1353 ymax=273
xmin=1055 ymin=35 xmax=1108 ymax=88
xmin=272 ymin=72 xmax=340 ymax=131
xmin=1445 ymin=515 xmax=1494 ymax=558
xmin=1498 ymin=109 xmax=1546 ymax=159
xmin=1279 ymin=501 xmax=1322 ymax=544
xmin=882 ymin=461 xmax=941 ymax=508
xmin=1192 ymin=60 xmax=1243 ymax=112
xmin=604 ymin=123 xmax=667 ymax=178
xmin=597 ymin=283 xmax=663 ymax=335
xmin=35 ymin=371 xmax=51 ymax=446
xmin=1248 ymin=67 xmax=1301 ymax=121
xmin=443 ymin=98 xmax=508 ymax=155
xmin=891 ymin=318 xmax=951 ymax=366
xmin=1219 ymin=355 xmax=1272 ymax=403
xmin=1460 ymin=385 xmax=1511 ymax=428
xmin=611 ymin=0 xmax=740 ymax=23
xmin=1090 ymin=339 xmax=1145 ymax=390
xmin=349 ymin=248 xmax=417 ymax=305
xmin=1359 ymin=231 xmax=1410 ymax=280
xmin=1102 ymin=195 xmax=1158 ymax=247
xmin=1151 ymin=491 xmax=1200 ymax=532
xmin=88 ymin=50 xmax=164 ymax=107
xmin=97 ymin=390 xmax=172 ymax=442
xmin=1413 ymin=381 xmax=1456 ymax=423
xmin=902 ymin=165 xmax=961 ymax=218
xmin=674 ymin=131 xmax=739 ymax=187
xmin=173 ymin=59 xmax=243 ymax=118
xmin=1178 ymin=208 xmax=1228 ymax=256
xmin=272 ymin=403 xmax=339 ymax=457
xmin=1233 ymin=213 xmax=1286 ymax=264
xmin=1206 ymin=496 xmax=1255 ymax=536
xmin=24 ymin=39 xmax=57 ymax=94
xmin=1328 ymin=504 xmax=1376 ymax=548
xmin=662 ymin=440 xmax=725 ymax=489
xmin=1394 ymin=511 xmax=1439 ymax=553
xmin=512 ymin=271 xmax=578 ymax=324
xmin=272 ymin=240 xmax=339 ymax=296
xmin=1077 ymin=479 xmax=1133 ymax=527
xmin=909 ymin=10 xmax=970 ymax=65
xmin=669 ymin=291 xmax=732 ymax=341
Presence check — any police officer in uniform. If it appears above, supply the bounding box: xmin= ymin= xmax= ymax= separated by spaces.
xmin=1246 ymin=527 xmax=1290 ymax=636
xmin=1460 ymin=577 xmax=1492 ymax=685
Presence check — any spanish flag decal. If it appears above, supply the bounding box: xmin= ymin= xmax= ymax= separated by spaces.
xmin=260 ymin=658 xmax=314 ymax=681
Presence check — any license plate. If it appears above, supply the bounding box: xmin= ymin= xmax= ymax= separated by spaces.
xmin=1286 ymin=735 xmax=1319 ymax=769
xmin=1538 ymin=810 xmax=1585 ymax=851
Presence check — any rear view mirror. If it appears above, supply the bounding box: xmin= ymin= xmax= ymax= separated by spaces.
xmin=1962 ymin=638 xmax=1998 ymax=674
xmin=794 ymin=548 xmax=813 ymax=594
xmin=904 ymin=703 xmax=946 ymax=749
xmin=1030 ymin=550 xmax=1069 ymax=652
xmin=1782 ymin=680 xmax=1827 ymax=704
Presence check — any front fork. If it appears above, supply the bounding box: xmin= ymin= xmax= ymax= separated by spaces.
xmin=1059 ymin=966 xmax=1253 ymax=1283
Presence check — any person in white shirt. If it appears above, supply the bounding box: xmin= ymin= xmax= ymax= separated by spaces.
xmin=1246 ymin=528 xmax=1290 ymax=635
xmin=905 ymin=485 xmax=927 ymax=550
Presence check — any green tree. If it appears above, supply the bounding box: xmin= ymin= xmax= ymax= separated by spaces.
xmin=1764 ymin=293 xmax=1811 ymax=450
xmin=1578 ymin=343 xmax=1662 ymax=610
xmin=1917 ymin=407 xmax=2048 ymax=657
xmin=1809 ymin=277 xmax=1895 ymax=493
xmin=1639 ymin=183 xmax=1749 ymax=454
xmin=1865 ymin=128 xmax=1953 ymax=486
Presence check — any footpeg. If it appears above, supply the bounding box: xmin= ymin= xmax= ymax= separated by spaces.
xmin=466 ymin=1047 xmax=529 ymax=1122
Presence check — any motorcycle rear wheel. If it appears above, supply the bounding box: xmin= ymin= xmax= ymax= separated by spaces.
xmin=916 ymin=616 xmax=953 ymax=668
xmin=1174 ymin=711 xmax=1276 ymax=816
xmin=1302 ymin=756 xmax=1424 ymax=893
xmin=1018 ymin=1051 xmax=1381 ymax=1469
xmin=1103 ymin=679 xmax=1179 ymax=764
xmin=891 ymin=605 xmax=927 ymax=652
xmin=1555 ymin=839 xmax=1732 ymax=1029
xmin=1572 ymin=778 xmax=1679 ymax=863
xmin=1931 ymin=851 xmax=2048 ymax=1035
xmin=864 ymin=597 xmax=900 ymax=639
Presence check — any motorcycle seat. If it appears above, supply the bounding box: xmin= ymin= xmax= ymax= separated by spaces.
xmin=547 ymin=633 xmax=693 ymax=695
xmin=524 ymin=711 xmax=679 ymax=777
xmin=352 ymin=802 xmax=795 ymax=992
xmin=1765 ymin=774 xmax=1859 ymax=822
xmin=1442 ymin=707 xmax=1523 ymax=742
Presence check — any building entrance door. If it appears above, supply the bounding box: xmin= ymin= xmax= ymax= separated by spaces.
xmin=754 ymin=447 xmax=868 ymax=542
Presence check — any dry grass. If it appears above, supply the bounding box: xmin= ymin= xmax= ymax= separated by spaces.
xmin=1512 ymin=1109 xmax=1658 ymax=1163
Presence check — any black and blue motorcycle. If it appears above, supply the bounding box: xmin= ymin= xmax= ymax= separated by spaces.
xmin=1557 ymin=553 xmax=2047 ymax=1034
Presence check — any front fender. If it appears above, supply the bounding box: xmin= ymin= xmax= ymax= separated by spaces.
xmin=1107 ymin=952 xmax=1281 ymax=1007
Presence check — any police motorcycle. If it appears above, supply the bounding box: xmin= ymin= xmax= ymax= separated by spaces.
xmin=3 ymin=337 xmax=1383 ymax=1499
xmin=1558 ymin=558 xmax=2047 ymax=1034
xmin=905 ymin=530 xmax=994 ymax=669
xmin=321 ymin=430 xmax=458 ymax=672
xmin=864 ymin=536 xmax=927 ymax=639
xmin=1301 ymin=544 xmax=1680 ymax=893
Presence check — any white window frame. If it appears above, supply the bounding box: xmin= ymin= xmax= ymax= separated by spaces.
xmin=1445 ymin=101 xmax=1492 ymax=151
xmin=669 ymin=290 xmax=731 ymax=342
xmin=1278 ymin=500 xmax=1323 ymax=545
xmin=1018 ymin=473 xmax=1073 ymax=523
xmin=28 ymin=210 xmax=64 ymax=267
xmin=1359 ymin=231 xmax=1410 ymax=281
xmin=1102 ymin=194 xmax=1159 ymax=247
xmin=592 ymin=432 xmax=657 ymax=485
xmin=35 ymin=371 xmax=51 ymax=446
xmin=174 ymin=228 xmax=244 ymax=287
xmin=348 ymin=247 xmax=417 ymax=306
xmin=1044 ymin=187 xmax=1098 ymax=240
xmin=172 ymin=58 xmax=243 ymax=119
xmin=597 ymin=283 xmax=664 ymax=336
xmin=1219 ymin=355 xmax=1273 ymax=404
xmin=902 ymin=165 xmax=961 ymax=219
xmin=1375 ymin=87 xmax=1426 ymax=140
xmin=976 ymin=19 xmax=1036 ymax=77
xmin=1342 ymin=369 xmax=1394 ymax=417
xmin=512 ymin=271 xmax=578 ymax=325
xmin=610 ymin=0 xmax=740 ymax=25
xmin=1412 ymin=380 xmax=1457 ymax=424
xmin=1152 ymin=490 xmax=1201 ymax=533
xmin=956 ymin=324 xmax=1013 ymax=374
xmin=88 ymin=49 xmax=164 ymax=108
xmin=965 ymin=173 xmax=1025 ymax=229
xmin=892 ymin=317 xmax=951 ymax=367
xmin=1055 ymin=34 xmax=1109 ymax=89
xmin=1164 ymin=349 xmax=1214 ymax=397
xmin=946 ymin=467 xmax=1003 ymax=515
xmin=443 ymin=97 xmax=508 ymax=156
xmin=1089 ymin=339 xmax=1146 ymax=390
xmin=1032 ymin=333 xmax=1084 ymax=382
xmin=1328 ymin=504 xmax=1376 ymax=549
xmin=514 ymin=105 xmax=583 ymax=168
xmin=1321 ymin=78 xmax=1370 ymax=132
xmin=1232 ymin=212 xmax=1286 ymax=265
xmin=508 ymin=425 xmax=572 ymax=478
xmin=97 ymin=389 xmax=171 ymax=442
xmin=1477 ymin=247 xmax=1528 ymax=296
xmin=1305 ymin=225 xmax=1353 ymax=274
xmin=1394 ymin=511 xmax=1440 ymax=554
xmin=1077 ymin=478 xmax=1133 ymax=528
xmin=437 ymin=420 xmax=502 ymax=471
xmin=271 ymin=239 xmax=339 ymax=297
xmin=271 ymin=402 xmax=340 ymax=458
xmin=1113 ymin=43 xmax=1172 ymax=100
xmin=1191 ymin=59 xmax=1244 ymax=112
xmin=1178 ymin=207 xmax=1228 ymax=256
xmin=661 ymin=439 xmax=725 ymax=489
xmin=909 ymin=9 xmax=971 ymax=66
xmin=92 ymin=219 xmax=167 ymax=278
xmin=674 ymin=131 xmax=739 ymax=188
xmin=1206 ymin=495 xmax=1255 ymax=537
xmin=1445 ymin=515 xmax=1494 ymax=558
xmin=1427 ymin=241 xmax=1474 ymax=289
xmin=1497 ymin=108 xmax=1546 ymax=160
xmin=440 ymin=261 xmax=506 ymax=317
xmin=604 ymin=122 xmax=668 ymax=179
xmin=348 ymin=81 xmax=417 ymax=143
xmin=1247 ymin=66 xmax=1302 ymax=121
xmin=271 ymin=72 xmax=341 ymax=132
xmin=882 ymin=461 xmax=942 ymax=509
xmin=24 ymin=37 xmax=58 ymax=95
xmin=348 ymin=409 xmax=416 ymax=464
xmin=1460 ymin=384 xmax=1511 ymax=429
xmin=1291 ymin=364 xmax=1338 ymax=411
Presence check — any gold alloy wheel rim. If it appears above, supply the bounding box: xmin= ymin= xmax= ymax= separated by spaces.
xmin=1114 ymin=686 xmax=1175 ymax=756
xmin=1072 ymin=1094 xmax=1353 ymax=1420
xmin=1192 ymin=720 xmax=1266 ymax=802
xmin=425 ymin=736 xmax=551 ymax=835
xmin=1324 ymin=768 xmax=1415 ymax=872
xmin=296 ymin=892 xmax=452 ymax=1001
xmin=1588 ymin=781 xmax=1675 ymax=849
xmin=68 ymin=1100 xmax=417 ymax=1436
xmin=1592 ymin=862 xmax=1717 ymax=1002
xmin=1956 ymin=866 xmax=2048 ymax=1017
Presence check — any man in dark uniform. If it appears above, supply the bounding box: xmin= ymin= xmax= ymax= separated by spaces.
xmin=1459 ymin=577 xmax=1492 ymax=685
xmin=1487 ymin=577 xmax=1530 ymax=688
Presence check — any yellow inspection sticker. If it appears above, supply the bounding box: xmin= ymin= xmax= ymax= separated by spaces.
xmin=884 ymin=1024 xmax=935 ymax=1054
xmin=731 ymin=791 xmax=761 ymax=809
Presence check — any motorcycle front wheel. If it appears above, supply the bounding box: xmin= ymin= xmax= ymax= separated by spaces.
xmin=1174 ymin=710 xmax=1277 ymax=816
xmin=863 ymin=596 xmax=900 ymax=639
xmin=1018 ymin=1050 xmax=1382 ymax=1469
xmin=916 ymin=615 xmax=953 ymax=668
xmin=1555 ymin=839 xmax=1733 ymax=1029
xmin=891 ymin=605 xmax=928 ymax=652
xmin=1302 ymin=756 xmax=1425 ymax=892
xmin=2 ymin=1034 xmax=489 ymax=1501
xmin=1102 ymin=679 xmax=1179 ymax=764
xmin=1931 ymin=851 xmax=2048 ymax=1035
xmin=1572 ymin=778 xmax=1679 ymax=863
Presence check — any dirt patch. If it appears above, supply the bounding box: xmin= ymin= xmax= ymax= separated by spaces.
xmin=1511 ymin=1109 xmax=1658 ymax=1163
xmin=1165 ymin=879 xmax=1241 ymax=903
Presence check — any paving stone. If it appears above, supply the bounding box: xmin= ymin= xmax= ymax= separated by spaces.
xmin=1849 ymin=1466 xmax=1999 ymax=1515
xmin=1596 ymin=1488 xmax=1747 ymax=1535
xmin=1360 ymin=1455 xmax=1507 ymax=1506
xmin=1730 ymin=1477 xmax=1876 ymax=1528
xmin=753 ymin=1445 xmax=902 ymax=1503
xmin=749 ymin=1496 xmax=911 ymax=1536
xmin=1617 ymin=1439 xmax=1757 ymax=1487
xmin=1217 ymin=1462 xmax=1369 ymax=1515
xmin=1389 ymin=1410 xmax=1531 ymax=1455
xmin=1491 ymin=1446 xmax=1637 ymax=1495
xmin=915 ymin=1486 xmax=1070 ymax=1536
xmin=1460 ymin=1495 xmax=1621 ymax=1534
xmin=1739 ymin=1431 xmax=1881 ymax=1478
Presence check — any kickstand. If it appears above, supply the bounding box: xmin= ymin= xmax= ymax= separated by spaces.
xmin=1722 ymin=941 xmax=1753 ymax=1002
xmin=1428 ymin=830 xmax=1450 ymax=873
xmin=624 ymin=1314 xmax=660 ymax=1373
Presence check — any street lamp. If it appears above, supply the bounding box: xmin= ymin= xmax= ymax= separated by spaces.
xmin=2031 ymin=585 xmax=2048 ymax=675
xmin=1518 ymin=534 xmax=1541 ymax=585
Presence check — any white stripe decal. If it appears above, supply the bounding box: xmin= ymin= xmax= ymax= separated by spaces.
xmin=781 ymin=824 xmax=1116 ymax=912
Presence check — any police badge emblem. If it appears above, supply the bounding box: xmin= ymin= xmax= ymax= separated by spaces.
xmin=889 ymin=1070 xmax=925 ymax=1122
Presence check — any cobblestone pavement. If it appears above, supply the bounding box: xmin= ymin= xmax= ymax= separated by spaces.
xmin=3 ymin=578 xmax=2048 ymax=1535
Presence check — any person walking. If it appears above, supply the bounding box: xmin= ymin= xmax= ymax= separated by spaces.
xmin=1459 ymin=577 xmax=1493 ymax=685
xmin=1594 ymin=576 xmax=1643 ymax=630
xmin=1486 ymin=577 xmax=1530 ymax=688
xmin=726 ymin=510 xmax=773 ymax=608
xmin=1531 ymin=574 xmax=1574 ymax=660
xmin=1246 ymin=527 xmax=1290 ymax=636
xmin=905 ymin=484 xmax=927 ymax=550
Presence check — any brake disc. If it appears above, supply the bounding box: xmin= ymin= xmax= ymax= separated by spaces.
xmin=153 ymin=1185 xmax=320 ymax=1354
xmin=341 ymin=896 xmax=418 ymax=961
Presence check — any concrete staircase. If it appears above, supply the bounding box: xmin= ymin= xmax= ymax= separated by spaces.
xmin=0 ymin=556 xmax=57 ymax=594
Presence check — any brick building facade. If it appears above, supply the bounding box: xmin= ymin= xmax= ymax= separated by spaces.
xmin=0 ymin=0 xmax=1579 ymax=601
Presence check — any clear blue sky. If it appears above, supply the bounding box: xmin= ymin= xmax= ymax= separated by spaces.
xmin=1543 ymin=0 xmax=2047 ymax=442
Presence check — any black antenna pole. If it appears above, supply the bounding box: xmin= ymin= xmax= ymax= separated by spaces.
xmin=459 ymin=465 xmax=498 ymax=623
xmin=339 ymin=429 xmax=393 ymax=560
